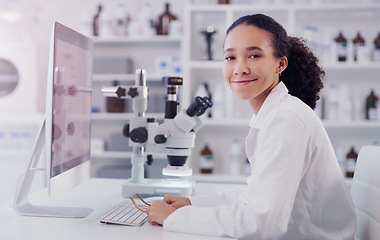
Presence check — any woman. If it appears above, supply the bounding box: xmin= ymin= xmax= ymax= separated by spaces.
xmin=146 ymin=14 xmax=356 ymax=239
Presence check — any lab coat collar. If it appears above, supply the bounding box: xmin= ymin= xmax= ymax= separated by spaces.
xmin=249 ymin=81 xmax=289 ymax=129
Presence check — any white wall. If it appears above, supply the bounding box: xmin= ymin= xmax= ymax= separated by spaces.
xmin=0 ymin=0 xmax=183 ymax=201
xmin=0 ymin=0 xmax=183 ymax=112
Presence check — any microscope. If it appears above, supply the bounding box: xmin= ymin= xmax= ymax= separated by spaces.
xmin=102 ymin=69 xmax=212 ymax=197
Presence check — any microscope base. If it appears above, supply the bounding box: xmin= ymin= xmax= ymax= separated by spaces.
xmin=122 ymin=178 xmax=194 ymax=197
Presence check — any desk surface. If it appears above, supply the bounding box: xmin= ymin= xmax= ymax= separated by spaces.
xmin=0 ymin=178 xmax=240 ymax=240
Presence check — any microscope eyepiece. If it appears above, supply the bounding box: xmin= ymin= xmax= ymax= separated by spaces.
xmin=186 ymin=96 xmax=213 ymax=117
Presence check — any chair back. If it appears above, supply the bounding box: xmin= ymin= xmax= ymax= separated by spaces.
xmin=350 ymin=145 xmax=380 ymax=240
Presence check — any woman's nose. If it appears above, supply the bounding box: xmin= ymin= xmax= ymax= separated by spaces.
xmin=233 ymin=60 xmax=249 ymax=75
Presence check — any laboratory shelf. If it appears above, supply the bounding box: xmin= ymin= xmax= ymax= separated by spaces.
xmin=91 ymin=151 xmax=131 ymax=159
xmin=91 ymin=112 xmax=165 ymax=121
xmin=188 ymin=2 xmax=380 ymax=12
xmin=92 ymin=73 xmax=164 ymax=82
xmin=189 ymin=60 xmax=223 ymax=69
xmin=322 ymin=120 xmax=380 ymax=128
xmin=202 ymin=118 xmax=250 ymax=127
xmin=92 ymin=35 xmax=183 ymax=44
xmin=91 ymin=151 xmax=166 ymax=159
xmin=322 ymin=62 xmax=380 ymax=71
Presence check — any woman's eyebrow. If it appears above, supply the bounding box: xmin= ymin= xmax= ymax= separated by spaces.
xmin=224 ymin=48 xmax=235 ymax=53
xmin=224 ymin=46 xmax=264 ymax=53
xmin=246 ymin=46 xmax=263 ymax=51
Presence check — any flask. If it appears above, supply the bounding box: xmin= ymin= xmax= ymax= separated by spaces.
xmin=334 ymin=31 xmax=347 ymax=62
xmin=157 ymin=3 xmax=177 ymax=35
xmin=373 ymin=32 xmax=380 ymax=61
xmin=229 ymin=138 xmax=242 ymax=175
xmin=353 ymin=32 xmax=365 ymax=62
xmin=200 ymin=144 xmax=213 ymax=174
xmin=366 ymin=89 xmax=379 ymax=120
xmin=346 ymin=147 xmax=358 ymax=178
xmin=106 ymin=81 xmax=125 ymax=113
xmin=93 ymin=5 xmax=103 ymax=36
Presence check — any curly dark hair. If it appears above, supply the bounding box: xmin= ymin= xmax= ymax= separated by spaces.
xmin=226 ymin=14 xmax=325 ymax=109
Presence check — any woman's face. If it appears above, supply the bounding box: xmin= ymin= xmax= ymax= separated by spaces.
xmin=223 ymin=24 xmax=286 ymax=111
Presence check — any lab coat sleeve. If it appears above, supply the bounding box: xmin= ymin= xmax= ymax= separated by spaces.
xmin=189 ymin=187 xmax=245 ymax=207
xmin=163 ymin=109 xmax=311 ymax=239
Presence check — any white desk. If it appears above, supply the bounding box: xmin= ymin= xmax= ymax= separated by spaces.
xmin=0 ymin=178 xmax=240 ymax=240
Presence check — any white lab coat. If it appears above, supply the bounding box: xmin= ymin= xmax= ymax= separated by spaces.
xmin=163 ymin=82 xmax=356 ymax=239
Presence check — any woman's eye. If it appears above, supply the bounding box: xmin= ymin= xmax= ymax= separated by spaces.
xmin=249 ymin=54 xmax=261 ymax=59
xmin=225 ymin=56 xmax=235 ymax=61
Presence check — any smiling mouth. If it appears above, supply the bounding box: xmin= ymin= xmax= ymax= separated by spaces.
xmin=232 ymin=78 xmax=258 ymax=84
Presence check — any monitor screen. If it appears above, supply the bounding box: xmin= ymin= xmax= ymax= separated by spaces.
xmin=46 ymin=22 xmax=93 ymax=199
xmin=13 ymin=22 xmax=93 ymax=218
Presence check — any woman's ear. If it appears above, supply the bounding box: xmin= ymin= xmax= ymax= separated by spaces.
xmin=278 ymin=56 xmax=288 ymax=74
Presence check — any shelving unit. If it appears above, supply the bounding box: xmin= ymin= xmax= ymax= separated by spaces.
xmin=182 ymin=0 xmax=380 ymax=180
xmin=90 ymin=34 xmax=183 ymax=178
xmin=89 ymin=1 xmax=380 ymax=183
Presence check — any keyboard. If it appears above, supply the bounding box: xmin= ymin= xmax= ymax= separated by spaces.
xmin=99 ymin=200 xmax=149 ymax=226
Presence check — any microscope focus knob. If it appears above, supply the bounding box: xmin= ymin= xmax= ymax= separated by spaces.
xmin=129 ymin=127 xmax=148 ymax=143
xmin=154 ymin=134 xmax=167 ymax=144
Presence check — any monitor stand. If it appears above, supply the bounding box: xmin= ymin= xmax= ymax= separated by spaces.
xmin=13 ymin=118 xmax=93 ymax=218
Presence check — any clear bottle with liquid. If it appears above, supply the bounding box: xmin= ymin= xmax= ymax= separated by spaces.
xmin=366 ymin=89 xmax=379 ymax=120
xmin=200 ymin=144 xmax=213 ymax=174
xmin=157 ymin=3 xmax=177 ymax=35
xmin=353 ymin=32 xmax=365 ymax=62
xmin=335 ymin=31 xmax=347 ymax=62
xmin=346 ymin=147 xmax=358 ymax=178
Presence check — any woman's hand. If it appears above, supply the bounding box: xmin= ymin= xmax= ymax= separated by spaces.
xmin=146 ymin=195 xmax=191 ymax=226
xmin=162 ymin=195 xmax=191 ymax=209
xmin=146 ymin=201 xmax=176 ymax=226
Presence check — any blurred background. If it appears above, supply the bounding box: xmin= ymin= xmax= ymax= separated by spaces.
xmin=1 ymin=0 xmax=380 ymax=201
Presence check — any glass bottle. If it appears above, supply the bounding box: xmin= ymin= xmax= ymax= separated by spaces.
xmin=93 ymin=5 xmax=103 ymax=36
xmin=346 ymin=147 xmax=358 ymax=178
xmin=335 ymin=31 xmax=347 ymax=62
xmin=106 ymin=81 xmax=125 ymax=113
xmin=200 ymin=144 xmax=213 ymax=174
xmin=373 ymin=32 xmax=380 ymax=61
xmin=157 ymin=3 xmax=177 ymax=35
xmin=229 ymin=138 xmax=242 ymax=175
xmin=353 ymin=32 xmax=365 ymax=62
xmin=366 ymin=89 xmax=379 ymax=120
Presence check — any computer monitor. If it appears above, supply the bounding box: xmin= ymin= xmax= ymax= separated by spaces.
xmin=13 ymin=22 xmax=93 ymax=218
